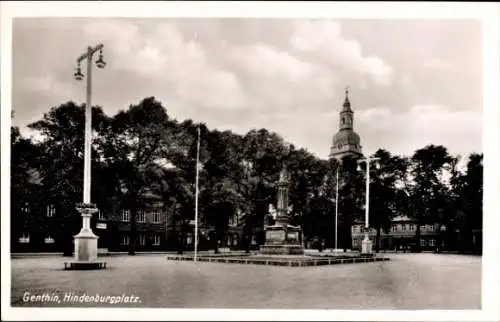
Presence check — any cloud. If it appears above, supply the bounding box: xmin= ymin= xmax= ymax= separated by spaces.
xmin=83 ymin=20 xmax=247 ymax=109
xmin=290 ymin=20 xmax=394 ymax=86
xmin=359 ymin=106 xmax=392 ymax=122
xmin=11 ymin=19 xmax=482 ymax=160
xmin=423 ymin=57 xmax=454 ymax=70
xmin=357 ymin=104 xmax=481 ymax=156
xmin=23 ymin=74 xmax=78 ymax=101
xmin=229 ymin=43 xmax=317 ymax=82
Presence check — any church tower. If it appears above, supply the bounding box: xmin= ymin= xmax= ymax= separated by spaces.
xmin=329 ymin=88 xmax=363 ymax=160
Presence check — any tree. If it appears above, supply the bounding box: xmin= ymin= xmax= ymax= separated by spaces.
xmin=11 ymin=126 xmax=44 ymax=251
xmin=409 ymin=145 xmax=454 ymax=252
xmin=450 ymin=153 xmax=483 ymax=253
xmin=369 ymin=149 xmax=406 ymax=252
xmin=201 ymin=129 xmax=245 ymax=253
xmin=292 ymin=155 xmax=334 ymax=249
xmin=27 ymin=101 xmax=111 ymax=255
xmin=104 ymin=97 xmax=173 ymax=255
xmin=239 ymin=129 xmax=289 ymax=251
xmin=336 ymin=155 xmax=364 ymax=251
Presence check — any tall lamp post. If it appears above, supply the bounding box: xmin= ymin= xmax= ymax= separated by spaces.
xmin=357 ymin=155 xmax=380 ymax=255
xmin=65 ymin=44 xmax=107 ymax=270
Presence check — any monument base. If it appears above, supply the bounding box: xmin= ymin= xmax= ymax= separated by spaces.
xmin=361 ymin=238 xmax=373 ymax=255
xmin=259 ymin=224 xmax=304 ymax=255
xmin=259 ymin=244 xmax=304 ymax=255
xmin=64 ymin=261 xmax=107 ymax=270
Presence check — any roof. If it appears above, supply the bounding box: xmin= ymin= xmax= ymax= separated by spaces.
xmin=392 ymin=215 xmax=413 ymax=222
xmin=332 ymin=129 xmax=360 ymax=146
xmin=341 ymin=90 xmax=353 ymax=113
xmin=27 ymin=168 xmax=43 ymax=185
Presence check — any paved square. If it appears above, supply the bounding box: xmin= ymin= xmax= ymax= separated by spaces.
xmin=11 ymin=253 xmax=481 ymax=309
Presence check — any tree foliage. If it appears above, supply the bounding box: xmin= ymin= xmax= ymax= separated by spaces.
xmin=12 ymin=99 xmax=484 ymax=254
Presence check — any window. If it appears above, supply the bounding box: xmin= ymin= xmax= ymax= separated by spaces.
xmin=136 ymin=210 xmax=146 ymax=223
xmin=401 ymin=224 xmax=406 ymax=232
xmin=152 ymin=210 xmax=161 ymax=223
xmin=139 ymin=234 xmax=146 ymax=246
xmin=21 ymin=203 xmax=30 ymax=213
xmin=153 ymin=235 xmax=161 ymax=246
xmin=47 ymin=204 xmax=56 ymax=217
xmin=97 ymin=210 xmax=105 ymax=220
xmin=186 ymin=233 xmax=193 ymax=246
xmin=122 ymin=209 xmax=130 ymax=222
xmin=391 ymin=225 xmax=397 ymax=232
xmin=422 ymin=224 xmax=433 ymax=232
xmin=429 ymin=239 xmax=436 ymax=247
xmin=229 ymin=214 xmax=236 ymax=226
xmin=233 ymin=234 xmax=239 ymax=246
xmin=44 ymin=236 xmax=55 ymax=244
xmin=409 ymin=224 xmax=416 ymax=231
xmin=420 ymin=238 xmax=427 ymax=247
xmin=19 ymin=233 xmax=30 ymax=244
xmin=121 ymin=235 xmax=129 ymax=245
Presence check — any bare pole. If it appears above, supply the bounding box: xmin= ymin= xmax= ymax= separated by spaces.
xmin=194 ymin=125 xmax=201 ymax=262
xmin=365 ymin=156 xmax=370 ymax=230
xmin=335 ymin=165 xmax=339 ymax=249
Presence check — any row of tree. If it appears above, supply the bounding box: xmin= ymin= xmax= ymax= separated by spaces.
xmin=11 ymin=97 xmax=483 ymax=254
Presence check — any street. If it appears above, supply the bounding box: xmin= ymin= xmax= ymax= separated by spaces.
xmin=10 ymin=253 xmax=480 ymax=309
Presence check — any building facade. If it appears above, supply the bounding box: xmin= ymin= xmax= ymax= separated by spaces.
xmin=351 ymin=215 xmax=446 ymax=251
xmin=11 ymin=185 xmax=253 ymax=253
xmin=94 ymin=190 xmax=168 ymax=252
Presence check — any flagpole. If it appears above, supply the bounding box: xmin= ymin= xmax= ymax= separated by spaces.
xmin=194 ymin=126 xmax=200 ymax=262
xmin=335 ymin=166 xmax=339 ymax=250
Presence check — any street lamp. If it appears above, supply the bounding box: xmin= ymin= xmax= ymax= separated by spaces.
xmin=69 ymin=44 xmax=107 ymax=269
xmin=357 ymin=155 xmax=380 ymax=255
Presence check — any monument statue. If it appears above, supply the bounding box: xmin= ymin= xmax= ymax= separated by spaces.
xmin=259 ymin=166 xmax=304 ymax=255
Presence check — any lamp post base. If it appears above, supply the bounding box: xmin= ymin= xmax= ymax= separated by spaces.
xmin=65 ymin=204 xmax=106 ymax=270
xmin=361 ymin=233 xmax=373 ymax=255
xmin=74 ymin=229 xmax=99 ymax=262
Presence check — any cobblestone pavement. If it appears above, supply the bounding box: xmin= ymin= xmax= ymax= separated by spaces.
xmin=10 ymin=253 xmax=481 ymax=309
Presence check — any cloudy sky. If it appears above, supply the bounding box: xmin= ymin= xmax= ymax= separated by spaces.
xmin=11 ymin=17 xmax=482 ymax=159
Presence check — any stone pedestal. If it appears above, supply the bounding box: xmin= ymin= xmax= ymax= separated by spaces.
xmin=260 ymin=224 xmax=304 ymax=255
xmin=64 ymin=204 xmax=106 ymax=270
xmin=361 ymin=232 xmax=373 ymax=255
xmin=74 ymin=216 xmax=99 ymax=261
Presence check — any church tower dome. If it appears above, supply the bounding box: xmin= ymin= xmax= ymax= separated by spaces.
xmin=329 ymin=87 xmax=363 ymax=160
